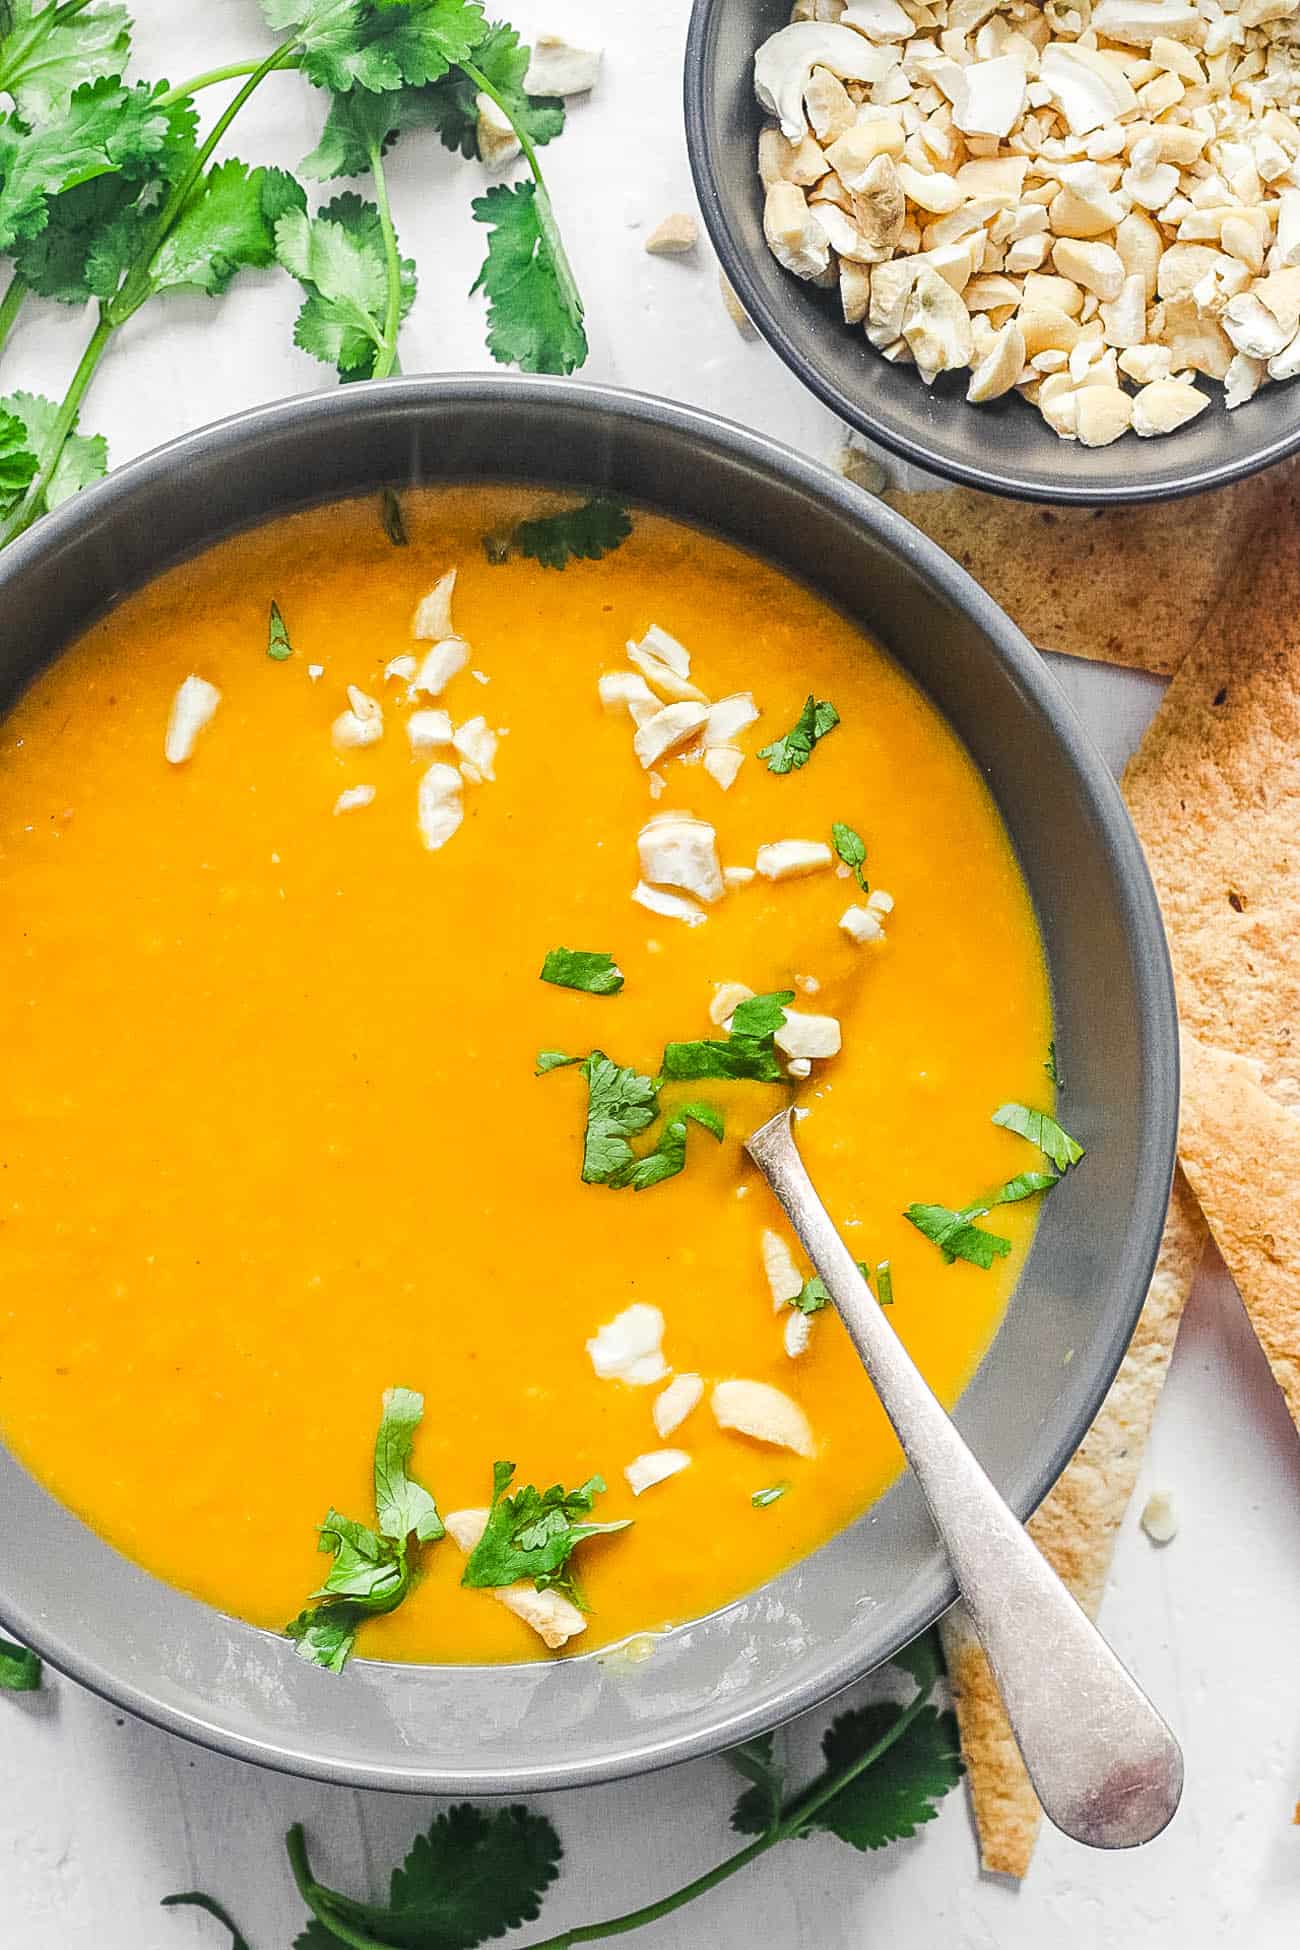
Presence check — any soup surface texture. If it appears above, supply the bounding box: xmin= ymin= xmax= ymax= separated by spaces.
xmin=0 ymin=488 xmax=1052 ymax=1663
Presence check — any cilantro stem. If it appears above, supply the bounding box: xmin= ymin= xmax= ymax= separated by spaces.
xmin=459 ymin=58 xmax=584 ymax=337
xmin=0 ymin=271 xmax=26 ymax=358
xmin=366 ymin=140 xmax=402 ymax=381
xmin=0 ymin=313 xmax=111 ymax=547
xmin=156 ymin=57 xmax=302 ymax=109
xmin=286 ymin=1674 xmax=939 ymax=1950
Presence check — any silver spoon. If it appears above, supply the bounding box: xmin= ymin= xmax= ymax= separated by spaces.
xmin=746 ymin=1106 xmax=1183 ymax=1853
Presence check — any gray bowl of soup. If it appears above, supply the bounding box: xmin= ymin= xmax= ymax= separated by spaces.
xmin=0 ymin=376 xmax=1176 ymax=1792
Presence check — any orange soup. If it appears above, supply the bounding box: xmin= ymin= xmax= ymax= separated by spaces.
xmin=0 ymin=487 xmax=1052 ymax=1664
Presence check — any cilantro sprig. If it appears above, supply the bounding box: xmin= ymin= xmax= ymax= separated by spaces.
xmin=832 ymin=820 xmax=868 ymax=891
xmin=661 ymin=989 xmax=794 ymax=1085
xmin=270 ymin=1629 xmax=960 ymax=1950
xmin=542 ymin=1049 xmax=725 ymax=1193
xmin=461 ymin=1460 xmax=629 ymax=1608
xmin=758 ymin=694 xmax=840 ymax=775
xmin=494 ymin=497 xmax=632 ymax=569
xmin=286 ymin=1386 xmax=443 ymax=1671
xmin=905 ymin=1095 xmax=1085 ymax=1269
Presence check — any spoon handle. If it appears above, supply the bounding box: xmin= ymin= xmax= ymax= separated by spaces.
xmin=747 ymin=1109 xmax=1183 ymax=1852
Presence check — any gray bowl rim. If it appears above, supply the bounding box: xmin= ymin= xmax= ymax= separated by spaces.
xmin=683 ymin=0 xmax=1300 ymax=506
xmin=0 ymin=372 xmax=1178 ymax=1792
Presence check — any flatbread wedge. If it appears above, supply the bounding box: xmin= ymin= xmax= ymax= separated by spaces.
xmin=1124 ymin=471 xmax=1300 ymax=1430
xmin=941 ymin=1171 xmax=1207 ymax=1877
xmin=885 ymin=469 xmax=1292 ymax=676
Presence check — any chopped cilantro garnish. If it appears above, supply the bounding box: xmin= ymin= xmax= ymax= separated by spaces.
xmin=831 ymin=821 xmax=868 ymax=892
xmin=285 ymin=1387 xmax=442 ymax=1671
xmin=380 ymin=487 xmax=407 ymax=547
xmin=610 ymin=1100 xmax=723 ymax=1192
xmin=1045 ymin=1040 xmax=1062 ymax=1087
xmin=462 ymin=1461 xmax=629 ymax=1608
xmin=501 ymin=498 xmax=632 ymax=569
xmin=904 ymin=1202 xmax=1012 ymax=1270
xmin=992 ymin=1101 xmax=1084 ymax=1173
xmin=267 ymin=598 xmax=292 ymax=660
xmin=875 ymin=1259 xmax=894 ymax=1306
xmin=0 ymin=1636 xmax=40 ymax=1691
xmin=758 ymin=695 xmax=840 ymax=775
xmin=559 ymin=1051 xmax=660 ymax=1184
xmin=993 ymin=1169 xmax=1060 ymax=1203
xmin=662 ymin=989 xmax=794 ymax=1085
xmin=751 ymin=1483 xmax=789 ymax=1508
xmin=794 ymin=1261 xmax=869 ymax=1314
xmin=540 ymin=947 xmax=624 ymax=995
xmin=535 ymin=1049 xmax=579 ymax=1075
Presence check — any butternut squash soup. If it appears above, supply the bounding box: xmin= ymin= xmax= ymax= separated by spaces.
xmin=0 ymin=486 xmax=1060 ymax=1666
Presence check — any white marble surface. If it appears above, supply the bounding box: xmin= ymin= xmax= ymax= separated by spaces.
xmin=2 ymin=5 xmax=1299 ymax=1947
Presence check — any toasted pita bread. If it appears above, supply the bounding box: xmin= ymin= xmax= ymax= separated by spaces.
xmin=941 ymin=1171 xmax=1207 ymax=1877
xmin=885 ymin=470 xmax=1292 ymax=675
xmin=1123 ymin=474 xmax=1300 ymax=1428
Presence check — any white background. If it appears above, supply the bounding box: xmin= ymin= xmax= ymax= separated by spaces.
xmin=2 ymin=4 xmax=1298 ymax=1946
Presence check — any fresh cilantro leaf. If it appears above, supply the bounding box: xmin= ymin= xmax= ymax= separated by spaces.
xmin=992 ymin=1101 xmax=1085 ymax=1173
xmin=904 ymin=1201 xmax=1011 ymax=1270
xmin=875 ymin=1258 xmax=894 ymax=1306
xmin=609 ymin=1099 xmax=723 ymax=1192
xmin=462 ymin=1461 xmax=629 ymax=1606
xmin=801 ymin=1702 xmax=962 ymax=1850
xmin=268 ymin=599 xmax=293 ymax=660
xmin=0 ymin=1634 xmax=40 ymax=1690
xmin=425 ymin=21 xmax=564 ymax=158
xmin=380 ymin=485 xmax=407 ymax=545
xmin=0 ymin=77 xmax=172 ymax=251
xmin=292 ymin=1804 xmax=563 ymax=1950
xmin=0 ymin=0 xmax=130 ymax=122
xmin=890 ymin=1626 xmax=942 ymax=1696
xmin=286 ymin=1390 xmax=442 ymax=1670
xmin=276 ymin=190 xmax=415 ymax=380
xmin=989 ymin=1168 xmax=1059 ymax=1204
xmin=0 ymin=389 xmax=105 ymax=511
xmin=551 ymin=1050 xmax=659 ymax=1184
xmin=159 ymin=1893 xmax=251 ymax=1950
xmin=662 ymin=989 xmax=794 ymax=1085
xmin=0 ymin=402 xmax=37 ymax=514
xmin=147 ymin=160 xmax=304 ymax=301
xmin=14 ymin=171 xmax=139 ymax=302
xmin=751 ymin=1483 xmax=789 ymax=1508
xmin=535 ymin=1048 xmax=578 ymax=1074
xmin=471 ymin=179 xmax=586 ymax=375
xmin=507 ymin=498 xmax=631 ymax=570
xmin=263 ymin=0 xmax=488 ymax=94
xmin=729 ymin=1730 xmax=785 ymax=1835
xmin=794 ymin=1261 xmax=868 ymax=1314
xmin=539 ymin=947 xmax=624 ymax=995
xmin=831 ymin=820 xmax=868 ymax=892
xmin=300 ymin=77 xmax=437 ymax=181
xmin=1045 ymin=1040 xmax=1062 ymax=1087
xmin=373 ymin=1386 xmax=444 ymax=1545
xmin=758 ymin=695 xmax=840 ymax=775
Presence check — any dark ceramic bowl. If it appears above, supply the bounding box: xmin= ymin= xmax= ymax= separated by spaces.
xmin=685 ymin=0 xmax=1300 ymax=503
xmin=0 ymin=376 xmax=1177 ymax=1791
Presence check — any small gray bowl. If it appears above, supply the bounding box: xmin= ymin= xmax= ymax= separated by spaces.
xmin=0 ymin=376 xmax=1177 ymax=1792
xmin=685 ymin=0 xmax=1300 ymax=504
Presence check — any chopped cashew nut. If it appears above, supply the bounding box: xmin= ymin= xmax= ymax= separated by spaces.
xmin=333 ymin=784 xmax=375 ymax=814
xmin=1140 ymin=1489 xmax=1178 ymax=1543
xmin=624 ymin=1450 xmax=692 ymax=1496
xmin=645 ymin=213 xmax=699 ymax=255
xmin=774 ymin=1010 xmax=843 ymax=1060
xmin=411 ymin=639 xmax=470 ymax=699
xmin=724 ymin=864 xmax=756 ymax=887
xmin=444 ymin=1509 xmax=586 ymax=1650
xmin=756 ymin=839 xmax=833 ymax=880
xmin=762 ymin=1229 xmax=804 ymax=1307
xmin=755 ymin=23 xmax=894 ymax=141
xmin=631 ymin=881 xmax=708 ymax=926
xmin=633 ymin=702 xmax=710 ymax=769
xmin=407 ymin=709 xmax=453 ymax=751
xmin=416 ymin=762 xmax=463 ymax=851
xmin=710 ymin=980 xmax=755 ymax=1026
xmin=164 ymin=675 xmax=221 ymax=765
xmin=412 ymin=570 xmax=456 ymax=642
xmin=654 ymin=1374 xmax=705 ymax=1438
xmin=524 ymin=35 xmax=602 ymax=96
xmin=712 ymin=1379 xmax=815 ymax=1457
xmin=384 ymin=655 xmax=417 ymax=683
xmin=452 ymin=715 xmax=498 ymax=783
xmin=627 ymin=645 xmax=708 ymax=705
xmin=476 ymin=92 xmax=520 ymax=168
xmin=332 ymin=685 xmax=383 ymax=751
xmin=587 ymin=1304 xmax=669 ymax=1386
xmin=841 ymin=903 xmax=885 ymax=942
xmin=703 ymin=748 xmax=745 ymax=791
xmin=1131 ymin=377 xmax=1210 ymax=434
xmin=764 ymin=181 xmax=832 ymax=279
xmin=637 ymin=813 xmax=725 ymax=904
xmin=784 ymin=1309 xmax=813 ymax=1358
xmin=599 ymin=671 xmax=661 ymax=724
